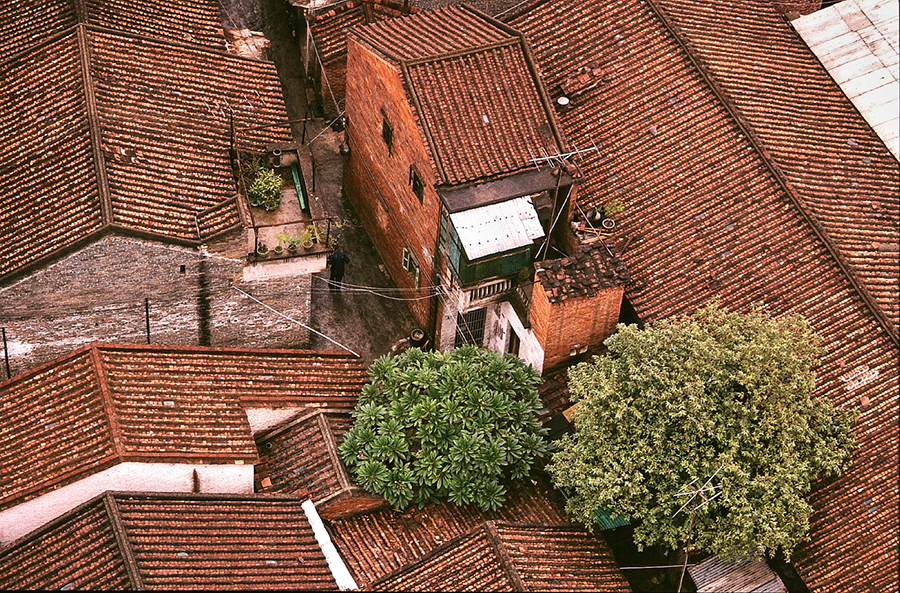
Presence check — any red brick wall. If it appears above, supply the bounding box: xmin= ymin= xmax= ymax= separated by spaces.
xmin=343 ymin=38 xmax=445 ymax=332
xmin=530 ymin=282 xmax=624 ymax=372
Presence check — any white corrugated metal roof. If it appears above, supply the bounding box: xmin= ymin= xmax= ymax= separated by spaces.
xmin=450 ymin=196 xmax=544 ymax=260
xmin=688 ymin=556 xmax=786 ymax=593
xmin=793 ymin=0 xmax=899 ymax=160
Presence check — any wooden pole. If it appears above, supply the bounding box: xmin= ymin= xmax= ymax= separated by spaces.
xmin=144 ymin=299 xmax=151 ymax=344
xmin=2 ymin=327 xmax=10 ymax=379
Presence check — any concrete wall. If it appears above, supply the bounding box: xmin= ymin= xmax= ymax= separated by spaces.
xmin=0 ymin=234 xmax=312 ymax=376
xmin=530 ymin=282 xmax=624 ymax=372
xmin=342 ymin=37 xmax=442 ymax=332
xmin=0 ymin=461 xmax=254 ymax=544
xmin=245 ymin=406 xmax=311 ymax=434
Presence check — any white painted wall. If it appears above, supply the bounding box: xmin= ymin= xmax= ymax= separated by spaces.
xmin=245 ymin=406 xmax=311 ymax=434
xmin=242 ymin=253 xmax=327 ymax=281
xmin=0 ymin=462 xmax=254 ymax=545
xmin=498 ymin=301 xmax=544 ymax=372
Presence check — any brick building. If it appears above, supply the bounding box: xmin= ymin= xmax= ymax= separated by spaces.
xmin=0 ymin=0 xmax=330 ymax=375
xmin=342 ymin=5 xmax=626 ymax=372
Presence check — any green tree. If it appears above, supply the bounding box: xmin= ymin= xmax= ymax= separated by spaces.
xmin=340 ymin=346 xmax=551 ymax=511
xmin=549 ymin=302 xmax=856 ymax=559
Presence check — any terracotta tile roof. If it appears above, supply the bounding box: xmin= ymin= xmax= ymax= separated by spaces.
xmin=652 ymin=0 xmax=900 ymax=344
xmin=326 ymin=476 xmax=570 ymax=587
xmin=80 ymin=0 xmax=227 ymax=49
xmin=255 ymin=408 xmax=386 ymax=519
xmin=350 ymin=5 xmax=567 ymax=186
xmin=0 ymin=0 xmax=77 ymax=58
xmin=308 ymin=0 xmax=415 ymax=66
xmin=0 ymin=492 xmax=340 ymax=590
xmin=535 ymin=242 xmax=629 ymax=303
xmin=0 ymin=17 xmax=289 ymax=284
xmin=0 ymin=34 xmax=105 ymax=275
xmin=507 ymin=2 xmax=899 ymax=592
xmin=371 ymin=522 xmax=630 ymax=592
xmin=89 ymin=28 xmax=287 ymax=239
xmin=0 ymin=344 xmax=258 ymax=512
xmin=0 ymin=496 xmax=131 ymax=590
xmin=93 ymin=344 xmax=367 ymax=410
xmin=350 ymin=4 xmax=511 ymax=62
xmin=0 ymin=0 xmax=225 ymax=59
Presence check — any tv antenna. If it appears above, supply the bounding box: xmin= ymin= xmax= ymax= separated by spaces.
xmin=672 ymin=466 xmax=725 ymax=592
xmin=526 ymin=139 xmax=601 ymax=170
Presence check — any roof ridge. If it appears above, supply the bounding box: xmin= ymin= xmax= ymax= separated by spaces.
xmin=0 ymin=343 xmax=94 ymax=389
xmin=76 ymin=23 xmax=114 ymax=227
xmin=92 ymin=342 xmax=364 ymax=360
xmin=484 ymin=520 xmax=527 ymax=591
xmin=102 ymin=492 xmax=145 ymax=590
xmin=317 ymin=411 xmax=355 ymax=491
xmin=642 ymin=0 xmax=899 ymax=347
xmin=88 ymin=344 xmax=125 ymax=458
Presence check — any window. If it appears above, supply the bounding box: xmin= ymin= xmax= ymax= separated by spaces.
xmin=409 ymin=165 xmax=425 ymax=203
xmin=455 ymin=308 xmax=486 ymax=347
xmin=381 ymin=108 xmax=393 ymax=155
xmin=506 ymin=327 xmax=521 ymax=356
xmin=402 ymin=247 xmax=420 ymax=289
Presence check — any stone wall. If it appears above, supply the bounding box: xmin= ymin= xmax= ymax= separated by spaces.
xmin=0 ymin=232 xmax=311 ymax=377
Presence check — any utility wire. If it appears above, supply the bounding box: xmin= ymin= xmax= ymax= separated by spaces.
xmin=230 ymin=283 xmax=360 ymax=357
xmin=311 ymin=274 xmax=439 ymax=300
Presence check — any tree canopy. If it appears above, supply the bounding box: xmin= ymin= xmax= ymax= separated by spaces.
xmin=548 ymin=302 xmax=857 ymax=559
xmin=339 ymin=346 xmax=551 ymax=511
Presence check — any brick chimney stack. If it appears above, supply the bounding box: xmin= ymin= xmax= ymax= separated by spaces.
xmin=530 ymin=243 xmax=629 ymax=372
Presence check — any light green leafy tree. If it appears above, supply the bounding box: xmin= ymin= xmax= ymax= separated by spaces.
xmin=549 ymin=302 xmax=856 ymax=559
xmin=340 ymin=346 xmax=551 ymax=511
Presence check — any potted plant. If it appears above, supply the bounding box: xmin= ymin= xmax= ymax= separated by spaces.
xmin=600 ymin=198 xmax=625 ymax=231
xmin=248 ymin=168 xmax=283 ymax=211
xmin=300 ymin=225 xmax=316 ymax=250
xmin=256 ymin=243 xmax=269 ymax=257
xmin=273 ymin=244 xmax=284 ymax=255
xmin=288 ymin=240 xmax=299 ymax=253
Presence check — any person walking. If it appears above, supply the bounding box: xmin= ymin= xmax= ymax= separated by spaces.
xmin=327 ymin=246 xmax=351 ymax=292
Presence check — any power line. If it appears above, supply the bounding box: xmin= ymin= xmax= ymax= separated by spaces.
xmin=311 ymin=274 xmax=440 ymax=300
xmin=230 ymin=283 xmax=360 ymax=357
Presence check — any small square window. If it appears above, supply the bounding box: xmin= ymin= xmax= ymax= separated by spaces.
xmin=381 ymin=109 xmax=393 ymax=155
xmin=409 ymin=165 xmax=425 ymax=203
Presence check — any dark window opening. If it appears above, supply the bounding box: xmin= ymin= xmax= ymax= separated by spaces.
xmin=179 ymin=264 xmax=186 ymax=274
xmin=619 ymin=294 xmax=642 ymax=326
xmin=506 ymin=328 xmax=521 ymax=356
xmin=381 ymin=109 xmax=393 ymax=155
xmin=409 ymin=165 xmax=424 ymax=202
xmin=455 ymin=308 xmax=486 ymax=347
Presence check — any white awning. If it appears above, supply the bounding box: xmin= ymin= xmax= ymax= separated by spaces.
xmin=450 ymin=196 xmax=544 ymax=260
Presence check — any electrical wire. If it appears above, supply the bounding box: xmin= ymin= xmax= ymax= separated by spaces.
xmin=230 ymin=283 xmax=360 ymax=357
xmin=311 ymin=274 xmax=439 ymax=301
xmin=306 ymin=19 xmax=340 ymax=115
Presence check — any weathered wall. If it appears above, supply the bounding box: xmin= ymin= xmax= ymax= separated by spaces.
xmin=0 ymin=461 xmax=254 ymax=544
xmin=0 ymin=233 xmax=311 ymax=376
xmin=530 ymin=281 xmax=624 ymax=372
xmin=342 ymin=37 xmax=442 ymax=332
